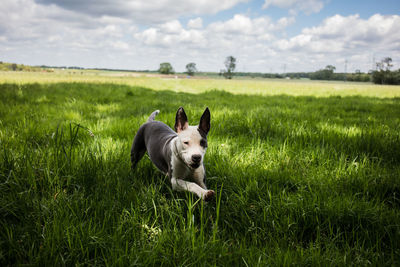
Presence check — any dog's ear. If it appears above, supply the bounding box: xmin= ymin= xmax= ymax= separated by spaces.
xmin=199 ymin=107 xmax=210 ymax=135
xmin=175 ymin=107 xmax=189 ymax=133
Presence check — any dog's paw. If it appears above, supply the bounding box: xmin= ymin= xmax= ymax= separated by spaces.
xmin=203 ymin=190 xmax=215 ymax=202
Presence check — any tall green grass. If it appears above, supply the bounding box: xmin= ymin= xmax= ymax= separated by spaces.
xmin=1 ymin=81 xmax=400 ymax=265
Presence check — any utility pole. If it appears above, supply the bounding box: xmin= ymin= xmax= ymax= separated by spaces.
xmin=344 ymin=59 xmax=348 ymax=82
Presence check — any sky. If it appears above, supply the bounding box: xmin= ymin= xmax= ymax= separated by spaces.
xmin=1 ymin=0 xmax=399 ymax=73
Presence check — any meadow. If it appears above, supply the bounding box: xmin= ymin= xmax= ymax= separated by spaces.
xmin=1 ymin=70 xmax=400 ymax=266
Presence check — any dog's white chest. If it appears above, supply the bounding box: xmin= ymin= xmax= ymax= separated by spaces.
xmin=170 ymin=155 xmax=191 ymax=179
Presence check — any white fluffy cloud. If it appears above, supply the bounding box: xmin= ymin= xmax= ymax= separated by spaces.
xmin=208 ymin=14 xmax=294 ymax=35
xmin=187 ymin=18 xmax=203 ymax=29
xmin=276 ymin=14 xmax=400 ymax=53
xmin=263 ymin=0 xmax=324 ymax=15
xmin=134 ymin=14 xmax=294 ymax=51
xmin=134 ymin=19 xmax=207 ymax=49
xmin=0 ymin=0 xmax=399 ymax=72
xmin=132 ymin=14 xmax=296 ymax=71
xmin=274 ymin=14 xmax=400 ymax=71
xmin=0 ymin=0 xmax=138 ymax=68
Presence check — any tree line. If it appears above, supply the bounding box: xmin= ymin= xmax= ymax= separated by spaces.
xmin=158 ymin=56 xmax=399 ymax=85
xmin=158 ymin=56 xmax=236 ymax=79
xmin=307 ymin=58 xmax=400 ymax=84
xmin=0 ymin=61 xmax=46 ymax=72
xmin=308 ymin=65 xmax=371 ymax=82
xmin=2 ymin=56 xmax=399 ymax=85
xmin=371 ymin=57 xmax=400 ymax=85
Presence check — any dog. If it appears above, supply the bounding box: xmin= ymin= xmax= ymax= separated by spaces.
xmin=131 ymin=107 xmax=215 ymax=201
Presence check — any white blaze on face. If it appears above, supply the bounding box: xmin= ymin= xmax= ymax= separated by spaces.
xmin=177 ymin=126 xmax=207 ymax=166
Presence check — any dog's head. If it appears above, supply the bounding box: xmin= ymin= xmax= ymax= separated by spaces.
xmin=174 ymin=107 xmax=210 ymax=169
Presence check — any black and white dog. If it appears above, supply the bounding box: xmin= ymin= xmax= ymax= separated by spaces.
xmin=131 ymin=107 xmax=215 ymax=201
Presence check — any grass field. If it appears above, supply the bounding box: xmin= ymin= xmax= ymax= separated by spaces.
xmin=1 ymin=71 xmax=400 ymax=266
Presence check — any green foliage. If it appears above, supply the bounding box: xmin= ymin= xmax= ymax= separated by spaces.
xmin=310 ymin=65 xmax=336 ymax=80
xmin=376 ymin=57 xmax=393 ymax=71
xmin=222 ymin=56 xmax=236 ymax=79
xmin=158 ymin=62 xmax=174 ymax=74
xmin=372 ymin=70 xmax=400 ymax=85
xmin=0 ymin=61 xmax=45 ymax=72
xmin=372 ymin=57 xmax=400 ymax=85
xmin=346 ymin=72 xmax=371 ymax=82
xmin=185 ymin=62 xmax=197 ymax=76
xmin=0 ymin=80 xmax=400 ymax=265
xmin=309 ymin=65 xmax=373 ymax=83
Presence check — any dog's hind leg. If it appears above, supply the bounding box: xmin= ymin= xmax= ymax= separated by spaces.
xmin=131 ymin=126 xmax=147 ymax=169
xmin=131 ymin=110 xmax=159 ymax=169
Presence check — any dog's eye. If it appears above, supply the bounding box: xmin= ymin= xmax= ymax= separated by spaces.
xmin=200 ymin=139 xmax=207 ymax=147
xmin=183 ymin=141 xmax=189 ymax=145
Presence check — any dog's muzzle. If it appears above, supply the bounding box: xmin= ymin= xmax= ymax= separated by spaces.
xmin=190 ymin=154 xmax=202 ymax=169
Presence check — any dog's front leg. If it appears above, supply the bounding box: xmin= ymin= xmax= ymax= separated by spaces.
xmin=171 ymin=177 xmax=214 ymax=201
xmin=193 ymin=167 xmax=207 ymax=190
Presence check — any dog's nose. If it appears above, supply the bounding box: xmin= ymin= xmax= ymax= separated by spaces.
xmin=192 ymin=154 xmax=201 ymax=163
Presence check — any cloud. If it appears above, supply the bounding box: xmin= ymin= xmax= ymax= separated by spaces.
xmin=276 ymin=14 xmax=400 ymax=53
xmin=110 ymin=41 xmax=130 ymax=51
xmin=134 ymin=21 xmax=206 ymax=48
xmin=0 ymin=0 xmax=140 ymax=69
xmin=0 ymin=0 xmax=128 ymax=44
xmin=161 ymin=20 xmax=184 ymax=34
xmin=187 ymin=17 xmax=203 ymax=29
xmin=132 ymin=13 xmax=295 ymax=59
xmin=134 ymin=14 xmax=294 ymax=52
xmin=263 ymin=0 xmax=324 ymax=15
xmin=132 ymin=14 xmax=296 ymax=71
xmin=209 ymin=14 xmax=264 ymax=35
xmin=208 ymin=14 xmax=294 ymax=35
xmin=35 ymin=0 xmax=249 ymax=23
xmin=0 ymin=0 xmax=399 ymax=73
xmin=274 ymin=14 xmax=400 ymax=71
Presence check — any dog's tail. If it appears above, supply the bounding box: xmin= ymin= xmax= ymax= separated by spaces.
xmin=147 ymin=110 xmax=160 ymax=122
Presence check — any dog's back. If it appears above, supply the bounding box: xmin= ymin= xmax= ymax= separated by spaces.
xmin=131 ymin=111 xmax=177 ymax=174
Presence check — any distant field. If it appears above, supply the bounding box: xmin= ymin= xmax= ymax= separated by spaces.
xmin=1 ymin=70 xmax=400 ymax=98
xmin=1 ymin=71 xmax=400 ymax=265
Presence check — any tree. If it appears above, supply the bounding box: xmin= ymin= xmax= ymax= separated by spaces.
xmin=11 ymin=63 xmax=17 ymax=71
xmin=310 ymin=65 xmax=336 ymax=80
xmin=325 ymin=65 xmax=336 ymax=72
xmin=376 ymin=57 xmax=393 ymax=71
xmin=223 ymin=56 xmax=236 ymax=79
xmin=372 ymin=57 xmax=399 ymax=85
xmin=185 ymin=62 xmax=197 ymax=76
xmin=158 ymin=62 xmax=174 ymax=74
